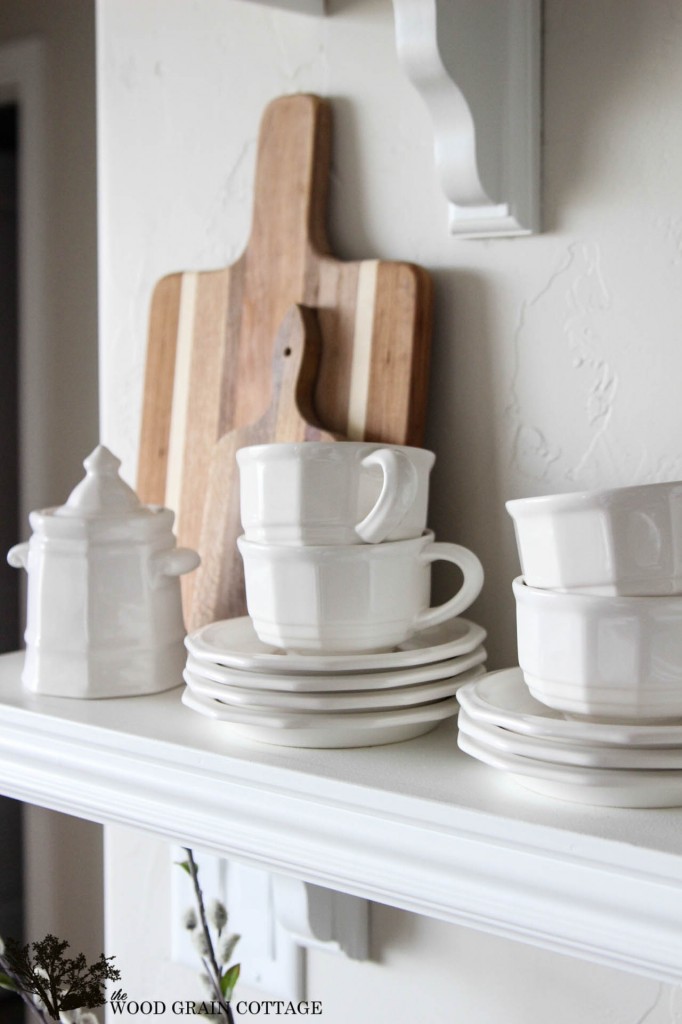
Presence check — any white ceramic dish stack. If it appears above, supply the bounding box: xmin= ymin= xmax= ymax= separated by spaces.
xmin=456 ymin=480 xmax=682 ymax=807
xmin=182 ymin=441 xmax=487 ymax=748
xmin=184 ymin=615 xmax=487 ymax=748
xmin=456 ymin=669 xmax=682 ymax=808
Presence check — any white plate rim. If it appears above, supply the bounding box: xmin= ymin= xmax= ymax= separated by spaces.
xmin=186 ymin=616 xmax=486 ymax=674
xmin=457 ymin=708 xmax=682 ymax=771
xmin=457 ymin=728 xmax=682 ymax=785
xmin=457 ymin=731 xmax=682 ymax=808
xmin=184 ymin=664 xmax=485 ymax=712
xmin=182 ymin=684 xmax=460 ymax=730
xmin=180 ymin=688 xmax=445 ymax=748
xmin=185 ymin=645 xmax=486 ymax=692
xmin=456 ymin=669 xmax=682 ymax=747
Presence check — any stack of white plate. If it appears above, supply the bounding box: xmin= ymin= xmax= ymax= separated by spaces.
xmin=456 ymin=668 xmax=682 ymax=807
xmin=183 ymin=616 xmax=487 ymax=748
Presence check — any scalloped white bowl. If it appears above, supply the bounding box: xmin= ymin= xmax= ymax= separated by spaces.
xmin=507 ymin=481 xmax=682 ymax=595
xmin=513 ymin=577 xmax=682 ymax=721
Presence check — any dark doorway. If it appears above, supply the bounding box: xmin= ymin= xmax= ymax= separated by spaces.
xmin=0 ymin=101 xmax=24 ymax=1024
xmin=0 ymin=103 xmax=19 ymax=650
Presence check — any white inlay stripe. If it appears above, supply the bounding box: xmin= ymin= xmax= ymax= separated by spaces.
xmin=165 ymin=272 xmax=198 ymax=519
xmin=347 ymin=261 xmax=378 ymax=440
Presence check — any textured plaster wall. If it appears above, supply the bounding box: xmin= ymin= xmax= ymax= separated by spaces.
xmin=98 ymin=0 xmax=682 ymax=1021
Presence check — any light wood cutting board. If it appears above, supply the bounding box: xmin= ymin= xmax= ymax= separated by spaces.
xmin=190 ymin=304 xmax=337 ymax=629
xmin=137 ymin=93 xmax=433 ymax=622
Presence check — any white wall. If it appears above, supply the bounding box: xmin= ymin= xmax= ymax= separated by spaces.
xmin=97 ymin=0 xmax=682 ymax=1020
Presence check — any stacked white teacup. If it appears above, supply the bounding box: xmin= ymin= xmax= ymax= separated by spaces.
xmin=182 ymin=441 xmax=487 ymax=749
xmin=236 ymin=442 xmax=484 ymax=655
xmin=507 ymin=481 xmax=682 ymax=722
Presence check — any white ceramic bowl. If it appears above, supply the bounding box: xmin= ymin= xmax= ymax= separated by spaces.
xmin=513 ymin=576 xmax=682 ymax=721
xmin=506 ymin=481 xmax=682 ymax=595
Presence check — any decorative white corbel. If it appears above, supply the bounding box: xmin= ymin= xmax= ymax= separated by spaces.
xmin=392 ymin=0 xmax=541 ymax=238
xmin=272 ymin=875 xmax=369 ymax=961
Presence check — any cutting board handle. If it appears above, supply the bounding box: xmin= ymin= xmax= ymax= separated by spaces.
xmin=188 ymin=304 xmax=338 ymax=629
xmin=249 ymin=94 xmax=331 ymax=259
xmin=271 ymin=304 xmax=325 ymax=435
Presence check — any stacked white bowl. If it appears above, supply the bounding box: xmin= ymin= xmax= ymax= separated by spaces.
xmin=456 ymin=481 xmax=682 ymax=807
xmin=182 ymin=441 xmax=486 ymax=748
xmin=507 ymin=482 xmax=682 ymax=722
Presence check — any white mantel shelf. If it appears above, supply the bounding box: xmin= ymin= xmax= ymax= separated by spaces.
xmin=1 ymin=651 xmax=682 ymax=984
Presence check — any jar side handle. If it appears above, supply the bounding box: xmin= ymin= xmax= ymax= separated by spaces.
xmin=149 ymin=547 xmax=200 ymax=586
xmin=7 ymin=542 xmax=29 ymax=570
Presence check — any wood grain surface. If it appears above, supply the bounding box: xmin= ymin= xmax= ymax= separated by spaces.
xmin=137 ymin=93 xmax=433 ymax=625
xmin=190 ymin=305 xmax=337 ymax=629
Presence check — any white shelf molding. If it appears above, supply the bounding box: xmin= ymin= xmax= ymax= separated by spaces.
xmin=393 ymin=0 xmax=541 ymax=237
xmin=1 ymin=652 xmax=682 ymax=984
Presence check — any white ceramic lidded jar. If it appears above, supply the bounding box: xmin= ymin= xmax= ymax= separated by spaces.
xmin=7 ymin=445 xmax=200 ymax=698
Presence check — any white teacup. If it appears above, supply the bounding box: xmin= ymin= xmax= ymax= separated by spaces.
xmin=237 ymin=530 xmax=484 ymax=653
xmin=237 ymin=442 xmax=435 ymax=545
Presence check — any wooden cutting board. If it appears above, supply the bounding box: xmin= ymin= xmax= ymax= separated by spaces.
xmin=137 ymin=92 xmax=433 ymax=622
xmin=190 ymin=304 xmax=337 ymax=629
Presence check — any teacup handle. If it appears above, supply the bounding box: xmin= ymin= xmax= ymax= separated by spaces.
xmin=355 ymin=449 xmax=419 ymax=543
xmin=415 ymin=542 xmax=484 ymax=630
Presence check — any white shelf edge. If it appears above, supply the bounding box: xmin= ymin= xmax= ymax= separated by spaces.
xmin=0 ymin=652 xmax=681 ymax=983
xmin=393 ymin=0 xmax=541 ymax=237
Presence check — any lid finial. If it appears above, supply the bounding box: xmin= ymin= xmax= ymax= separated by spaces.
xmin=57 ymin=445 xmax=143 ymax=517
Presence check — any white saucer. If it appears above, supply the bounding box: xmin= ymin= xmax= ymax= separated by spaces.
xmin=186 ymin=616 xmax=486 ymax=675
xmin=184 ymin=664 xmax=485 ymax=712
xmin=185 ymin=645 xmax=486 ymax=693
xmin=457 ymin=708 xmax=682 ymax=771
xmin=456 ymin=669 xmax=682 ymax=747
xmin=182 ymin=687 xmax=459 ymax=748
xmin=457 ymin=731 xmax=682 ymax=808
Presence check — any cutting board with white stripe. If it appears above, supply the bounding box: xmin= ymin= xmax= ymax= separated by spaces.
xmin=137 ymin=93 xmax=432 ymax=622
xmin=189 ymin=304 xmax=338 ymax=630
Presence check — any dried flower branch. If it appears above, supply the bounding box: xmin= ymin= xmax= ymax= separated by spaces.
xmin=177 ymin=849 xmax=241 ymax=1022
